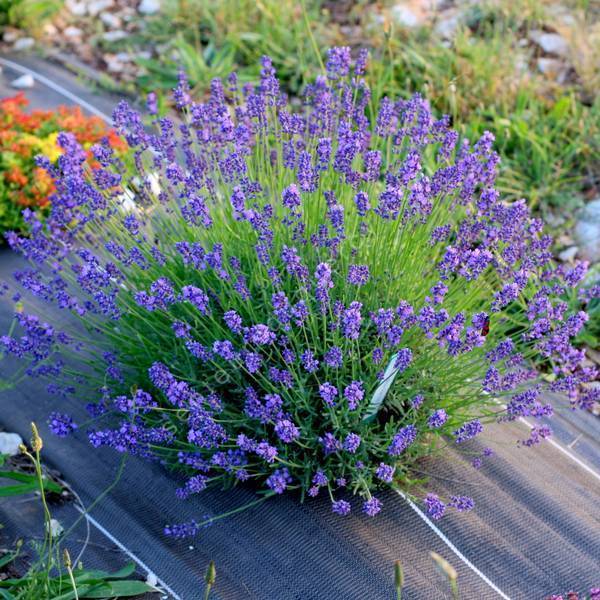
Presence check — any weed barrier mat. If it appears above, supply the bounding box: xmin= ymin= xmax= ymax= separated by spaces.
xmin=1 ymin=57 xmax=599 ymax=600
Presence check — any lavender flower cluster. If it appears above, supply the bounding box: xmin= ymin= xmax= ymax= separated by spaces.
xmin=2 ymin=48 xmax=597 ymax=527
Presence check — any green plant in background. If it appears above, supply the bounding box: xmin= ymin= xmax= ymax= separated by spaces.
xmin=0 ymin=424 xmax=156 ymax=599
xmin=0 ymin=0 xmax=62 ymax=34
xmin=131 ymin=0 xmax=339 ymax=96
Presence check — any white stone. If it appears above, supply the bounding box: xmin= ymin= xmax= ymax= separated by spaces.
xmin=102 ymin=30 xmax=128 ymax=42
xmin=11 ymin=74 xmax=35 ymax=89
xmin=537 ymin=57 xmax=565 ymax=77
xmin=64 ymin=26 xmax=83 ymax=38
xmin=530 ymin=30 xmax=569 ymax=57
xmin=558 ymin=246 xmax=579 ymax=262
xmin=138 ymin=0 xmax=160 ymax=15
xmin=65 ymin=0 xmax=87 ymax=16
xmin=46 ymin=519 xmax=64 ymax=538
xmin=434 ymin=14 xmax=461 ymax=39
xmin=0 ymin=432 xmax=23 ymax=456
xmin=111 ymin=51 xmax=130 ymax=62
xmin=13 ymin=37 xmax=35 ymax=51
xmin=3 ymin=30 xmax=19 ymax=43
xmin=575 ymin=199 xmax=600 ymax=262
xmin=105 ymin=57 xmax=125 ymax=73
xmin=87 ymin=0 xmax=113 ymax=16
xmin=100 ymin=11 xmax=121 ymax=28
xmin=391 ymin=5 xmax=420 ymax=28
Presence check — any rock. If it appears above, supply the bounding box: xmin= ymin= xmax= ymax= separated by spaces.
xmin=529 ymin=30 xmax=570 ymax=57
xmin=65 ymin=0 xmax=87 ymax=16
xmin=87 ymin=0 xmax=113 ymax=16
xmin=105 ymin=55 xmax=125 ymax=73
xmin=100 ymin=11 xmax=121 ymax=28
xmin=102 ymin=30 xmax=128 ymax=42
xmin=64 ymin=26 xmax=84 ymax=39
xmin=3 ymin=30 xmax=20 ymax=43
xmin=558 ymin=246 xmax=579 ymax=262
xmin=574 ymin=199 xmax=600 ymax=262
xmin=0 ymin=432 xmax=23 ymax=456
xmin=537 ymin=57 xmax=568 ymax=81
xmin=434 ymin=13 xmax=462 ymax=39
xmin=138 ymin=0 xmax=160 ymax=15
xmin=13 ymin=37 xmax=35 ymax=51
xmin=11 ymin=74 xmax=35 ymax=89
xmin=391 ymin=5 xmax=420 ymax=28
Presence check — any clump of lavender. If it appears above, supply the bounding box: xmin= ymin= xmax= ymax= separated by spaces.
xmin=3 ymin=49 xmax=597 ymax=526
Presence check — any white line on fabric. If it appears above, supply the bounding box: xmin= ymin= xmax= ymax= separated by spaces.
xmin=517 ymin=416 xmax=600 ymax=483
xmin=74 ymin=506 xmax=182 ymax=600
xmin=0 ymin=57 xmax=112 ymax=123
xmin=396 ymin=491 xmax=512 ymax=599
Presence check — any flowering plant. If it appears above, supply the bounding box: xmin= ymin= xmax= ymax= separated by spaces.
xmin=2 ymin=48 xmax=597 ymax=527
xmin=0 ymin=93 xmax=125 ymax=235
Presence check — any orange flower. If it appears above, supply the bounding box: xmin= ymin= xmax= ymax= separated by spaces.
xmin=5 ymin=166 xmax=28 ymax=187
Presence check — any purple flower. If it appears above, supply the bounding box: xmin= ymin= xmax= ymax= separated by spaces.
xmin=375 ymin=463 xmax=395 ymax=483
xmin=424 ymin=493 xmax=446 ymax=519
xmin=181 ymin=285 xmax=210 ymax=315
xmin=320 ymin=432 xmax=341 ymax=455
xmin=326 ymin=46 xmax=352 ymax=79
xmin=213 ymin=340 xmax=238 ymax=361
xmin=347 ymin=265 xmax=370 ymax=286
xmin=332 ymin=499 xmax=351 ymax=515
xmin=244 ymin=351 xmax=262 ymax=373
xmin=282 ymin=184 xmax=301 ymax=209
xmin=301 ymin=350 xmax=319 ymax=373
xmin=319 ymin=382 xmax=338 ymax=406
xmin=324 ymin=346 xmax=343 ymax=369
xmin=266 ymin=468 xmax=292 ymax=494
xmin=342 ymin=302 xmax=363 ymax=340
xmin=453 ymin=420 xmax=483 ymax=443
xmin=313 ymin=470 xmax=328 ymax=486
xmin=394 ymin=348 xmax=413 ymax=372
xmin=362 ymin=497 xmax=382 ymax=516
xmin=48 ymin=412 xmax=77 ymax=437
xmin=449 ymin=495 xmax=474 ymax=512
xmin=343 ymin=433 xmax=361 ymax=453
xmin=274 ymin=419 xmax=300 ymax=443
xmin=427 ymin=409 xmax=448 ymax=429
xmin=411 ymin=394 xmax=424 ymax=409
xmin=245 ymin=324 xmax=276 ymax=345
xmin=255 ymin=440 xmax=278 ymax=463
xmin=344 ymin=381 xmax=365 ymax=410
xmin=223 ymin=310 xmax=243 ymax=334
xmin=388 ymin=424 xmax=417 ymax=456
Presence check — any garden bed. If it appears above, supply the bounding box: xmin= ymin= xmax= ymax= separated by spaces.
xmin=0 ymin=55 xmax=599 ymax=600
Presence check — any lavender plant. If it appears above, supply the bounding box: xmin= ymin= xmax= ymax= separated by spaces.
xmin=2 ymin=48 xmax=597 ymax=525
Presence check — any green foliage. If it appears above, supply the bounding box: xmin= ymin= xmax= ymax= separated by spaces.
xmin=130 ymin=0 xmax=335 ymax=96
xmin=0 ymin=465 xmax=62 ymax=497
xmin=0 ymin=0 xmax=62 ymax=33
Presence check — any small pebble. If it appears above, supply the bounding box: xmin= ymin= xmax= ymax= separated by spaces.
xmin=11 ymin=74 xmax=35 ymax=89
